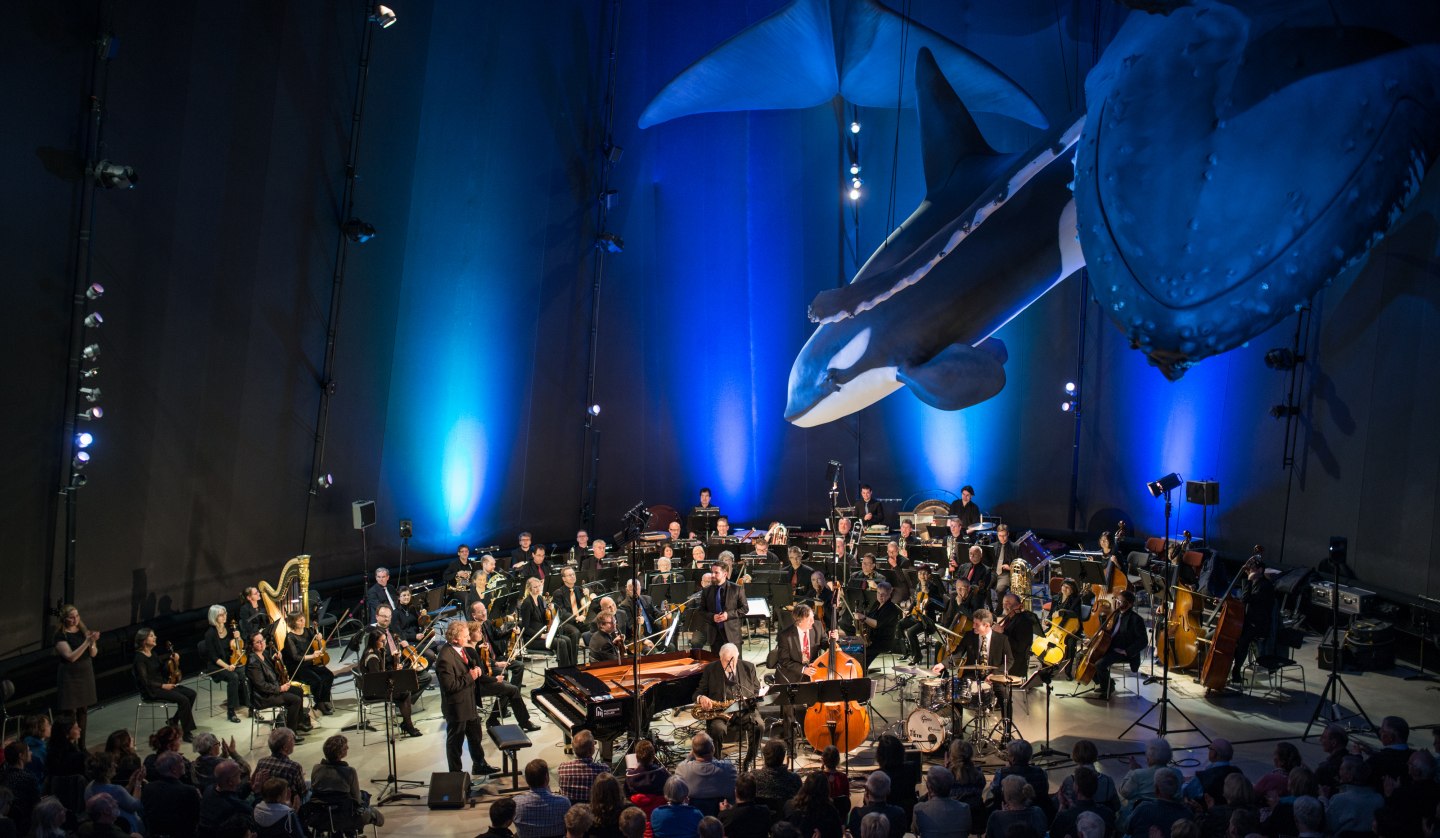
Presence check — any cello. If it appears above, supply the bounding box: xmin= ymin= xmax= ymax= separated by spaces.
xmin=1155 ymin=585 xmax=1204 ymax=670
xmin=1091 ymin=521 xmax=1130 ymax=599
xmin=1197 ymin=551 xmax=1258 ymax=691
xmin=1073 ymin=607 xmax=1118 ymax=685
xmin=803 ymin=595 xmax=871 ymax=753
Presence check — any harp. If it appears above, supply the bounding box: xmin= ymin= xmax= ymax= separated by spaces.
xmin=258 ymin=555 xmax=311 ymax=649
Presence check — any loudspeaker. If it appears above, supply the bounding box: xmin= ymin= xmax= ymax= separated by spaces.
xmin=1184 ymin=480 xmax=1219 ymax=506
xmin=351 ymin=500 xmax=376 ymax=531
xmin=427 ymin=771 xmax=470 ymax=809
xmin=399 ymin=519 xmax=413 ymax=539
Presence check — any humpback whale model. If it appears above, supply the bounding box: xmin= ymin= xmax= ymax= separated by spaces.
xmin=784 ymin=49 xmax=1083 ymax=427
xmin=638 ymin=0 xmax=1047 ymax=131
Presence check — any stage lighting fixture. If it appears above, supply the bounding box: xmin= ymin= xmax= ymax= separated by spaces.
xmin=84 ymin=313 xmax=103 ymax=328
xmin=81 ymin=367 xmax=99 ymax=379
xmin=78 ymin=406 xmax=103 ymax=421
xmin=316 ymin=473 xmax=334 ymax=489
xmin=596 ymin=232 xmax=624 ymax=253
xmin=70 ymin=473 xmax=88 ymax=488
xmin=369 ymin=4 xmax=397 ymax=27
xmin=342 ymin=218 xmax=376 ymax=244
xmin=1269 ymin=404 xmax=1299 ymax=418
xmin=849 ymin=164 xmax=861 ymax=175
xmin=79 ymin=387 xmax=102 ymax=403
xmin=603 ymin=143 xmax=624 ymax=164
xmin=76 ymin=432 xmax=93 ymax=449
xmin=1264 ymin=348 xmax=1303 ymax=370
xmin=848 ymin=187 xmax=861 ymax=201
xmin=92 ymin=160 xmax=138 ymax=189
xmin=73 ymin=452 xmax=91 ymax=469
xmin=849 ymin=121 xmax=861 ymax=134
xmin=1061 ymin=381 xmax=1079 ymax=412
xmin=600 ymin=190 xmax=619 ymax=210
xmin=1147 ymin=472 xmax=1183 ymax=497
xmin=85 ymin=283 xmax=105 ymax=300
xmin=1065 ymin=381 xmax=1077 ymax=394
xmin=587 ymin=404 xmax=602 ymax=417
xmin=82 ymin=344 xmax=100 ymax=361
xmin=851 ymin=177 xmax=864 ymax=189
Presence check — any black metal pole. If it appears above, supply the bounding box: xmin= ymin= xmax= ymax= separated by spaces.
xmin=1067 ymin=270 xmax=1089 ymax=531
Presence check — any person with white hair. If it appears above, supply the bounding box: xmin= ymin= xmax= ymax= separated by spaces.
xmin=651 ymin=775 xmax=704 ymax=838
xmin=1119 ymin=737 xmax=1172 ymax=806
xmin=1075 ymin=810 xmax=1107 ymax=838
xmin=1125 ymin=767 xmax=1190 ymax=837
xmin=692 ymin=643 xmax=763 ymax=767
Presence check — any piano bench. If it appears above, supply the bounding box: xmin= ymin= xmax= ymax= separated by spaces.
xmin=487 ymin=723 xmax=533 ymax=791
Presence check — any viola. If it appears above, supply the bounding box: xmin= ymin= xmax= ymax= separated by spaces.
xmin=162 ymin=641 xmax=182 ymax=685
xmin=226 ymin=621 xmax=247 ymax=667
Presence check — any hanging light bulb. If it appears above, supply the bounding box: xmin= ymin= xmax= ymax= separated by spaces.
xmin=849 ymin=163 xmax=861 ymax=176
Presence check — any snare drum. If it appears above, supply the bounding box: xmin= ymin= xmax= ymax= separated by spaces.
xmin=903 ymin=707 xmax=949 ymax=753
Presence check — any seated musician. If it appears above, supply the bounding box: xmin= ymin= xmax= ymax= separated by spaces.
xmin=588 ymin=612 xmax=625 ymax=662
xmin=1098 ymin=530 xmax=1126 ymax=579
xmin=371 ymin=605 xmax=433 ymax=689
xmin=1092 ymin=589 xmax=1147 ymax=700
xmin=651 ymin=555 xmax=683 ymax=586
xmin=897 ymin=519 xmax=921 ymax=549
xmin=444 ymin=543 xmax=476 ymax=591
xmin=236 ymin=587 xmax=267 ymax=639
xmin=665 ymin=520 xmax=683 ymax=541
xmin=510 ymin=531 xmax=535 ymax=571
xmin=961 ymin=546 xmax=992 ymax=610
xmin=554 ymin=567 xmax=590 ymax=650
xmin=469 ymin=600 xmax=524 ymax=690
xmin=800 ymin=571 xmax=835 ymax=623
xmin=709 ymin=516 xmax=735 ymax=543
xmin=518 ymin=545 xmax=550 ymax=585
xmin=686 ymin=544 xmax=708 ymax=569
xmin=364 ymin=567 xmax=400 ymax=623
xmin=620 ymin=579 xmax=660 ymax=648
xmin=942 ymin=518 xmax=967 ymax=580
xmin=281 ymin=613 xmax=335 ymax=714
xmin=201 ymin=605 xmax=250 ymax=725
xmin=857 ymin=582 xmax=903 ymax=670
xmin=785 ymin=547 xmax=815 ymax=599
xmin=993 ymin=593 xmax=1040 ymax=678
xmin=858 ymin=483 xmax=885 ymax=526
xmin=359 ymin=628 xmax=421 ymax=737
xmin=991 ymin=525 xmax=1019 ymax=610
xmin=773 ymin=604 xmax=842 ymax=725
xmin=1045 ymin=579 xmax=1085 ymax=676
xmin=883 ymin=541 xmax=909 ymax=573
xmin=582 ymin=541 xmax=608 ymax=574
xmin=244 ymin=631 xmax=309 ymax=737
xmin=392 ymin=587 xmax=423 ymax=644
xmin=467 ymin=614 xmax=540 ymax=731
xmin=848 ymin=554 xmax=888 ymax=592
xmin=1231 ymin=556 xmax=1277 ymax=683
xmin=744 ymin=539 xmax=774 ymax=564
xmin=694 ymin=644 xmax=763 ymax=767
xmin=517 ymin=577 xmax=577 ymax=668
xmin=931 ymin=608 xmax=1009 ymax=714
xmin=901 ymin=565 xmax=945 ymax=665
xmin=949 ymin=485 xmax=982 ymax=530
xmin=132 ymin=627 xmax=198 ymax=741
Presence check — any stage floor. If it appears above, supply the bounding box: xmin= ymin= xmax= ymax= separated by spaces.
xmin=81 ymin=627 xmax=1439 ymax=835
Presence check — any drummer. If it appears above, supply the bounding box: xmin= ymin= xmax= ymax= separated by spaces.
xmin=932 ymin=608 xmax=1010 ymax=715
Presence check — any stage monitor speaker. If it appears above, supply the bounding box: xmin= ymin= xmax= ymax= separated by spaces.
xmin=352 ymin=500 xmax=376 ymax=531
xmin=1184 ymin=480 xmax=1219 ymax=506
xmin=428 ymin=771 xmax=470 ymax=809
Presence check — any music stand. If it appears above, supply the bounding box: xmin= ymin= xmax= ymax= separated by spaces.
xmin=362 ymin=669 xmax=426 ymax=805
xmin=779 ymin=677 xmax=874 ymax=776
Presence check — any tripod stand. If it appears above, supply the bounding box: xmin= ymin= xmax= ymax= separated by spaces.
xmin=1303 ymin=558 xmax=1373 ymax=738
xmin=363 ymin=670 xmax=426 ymax=805
xmin=1122 ymin=487 xmax=1206 ymax=742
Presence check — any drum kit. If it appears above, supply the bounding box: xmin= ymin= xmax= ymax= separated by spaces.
xmin=890 ymin=663 xmax=1026 ymax=756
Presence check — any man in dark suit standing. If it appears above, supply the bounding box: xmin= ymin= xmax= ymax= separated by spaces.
xmin=694 ymin=643 xmax=763 ymax=768
xmin=365 ymin=567 xmax=399 ymax=622
xmin=700 ymin=562 xmax=748 ymax=654
xmin=1093 ymin=589 xmax=1148 ymax=700
xmin=436 ymin=622 xmax=496 ymax=775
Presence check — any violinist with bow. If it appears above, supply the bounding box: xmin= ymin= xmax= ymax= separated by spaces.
xmin=467 ymin=612 xmax=540 ymax=732
xmin=244 ymin=631 xmax=308 ymax=737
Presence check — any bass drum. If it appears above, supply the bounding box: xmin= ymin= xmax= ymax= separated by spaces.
xmin=903 ymin=707 xmax=949 ymax=753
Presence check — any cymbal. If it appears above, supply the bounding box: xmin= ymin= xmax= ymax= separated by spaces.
xmin=951 ymin=664 xmax=997 ymax=672
xmin=967 ymin=522 xmax=996 ymax=533
xmin=893 ymin=666 xmax=923 ymax=676
xmin=986 ymin=674 xmax=1026 ymax=685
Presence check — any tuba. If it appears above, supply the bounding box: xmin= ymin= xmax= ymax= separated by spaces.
xmin=1008 ymin=557 xmax=1031 ymax=608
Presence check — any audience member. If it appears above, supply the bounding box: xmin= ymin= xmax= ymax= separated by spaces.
xmin=21 ymin=718 xmax=49 ymax=783
xmin=45 ymin=714 xmax=87 ymax=779
xmin=650 ymin=776 xmax=703 ymax=838
xmin=717 ymin=773 xmax=774 ymax=838
xmin=480 ymin=797 xmax=518 ymax=838
xmin=1252 ymin=742 xmax=1302 ymax=802
xmin=1050 ymin=766 xmax=1116 ymax=838
xmin=623 ymin=739 xmax=668 ymax=798
xmin=558 ymin=732 xmax=611 ymax=804
xmin=1057 ymin=740 xmax=1120 ymax=814
xmin=910 ymin=766 xmax=970 ymax=838
xmin=1195 ymin=772 xmax=1257 ymax=838
xmin=76 ymin=792 xmax=133 ymax=838
xmin=1290 ymin=795 xmax=1324 ymax=838
xmin=1326 ymin=756 xmax=1384 ymax=835
xmin=674 ymin=733 xmax=737 ymax=804
xmin=1120 ymin=737 xmax=1172 ymax=806
xmin=985 ymin=774 xmax=1047 ymax=838
xmin=29 ymin=796 xmax=67 ymax=838
xmin=858 ymin=811 xmax=891 ymax=838
xmin=251 ymin=728 xmax=307 ymax=802
xmin=1258 ymin=764 xmax=1316 ymax=837
xmin=192 ymin=732 xmax=250 ymax=790
xmin=1313 ymin=724 xmax=1348 ymax=793
xmin=145 ymin=750 xmax=202 ymax=838
xmin=103 ymin=732 xmax=142 ymax=782
xmin=309 ymin=734 xmax=383 ymax=826
xmin=616 ymin=806 xmax=646 ymax=838
xmin=81 ymin=754 xmax=144 ymax=835
xmin=515 ymin=760 xmax=572 ymax=838
xmin=198 ymin=759 xmax=253 ymax=833
xmin=563 ymin=803 xmax=594 ymax=838
xmin=846 ymin=770 xmax=907 ymax=838
xmin=696 ymin=815 xmax=725 ymax=838
xmin=1126 ymin=767 xmax=1189 ymax=838
xmin=988 ymin=740 xmax=1052 ymax=823
xmin=142 ymin=726 xmax=192 ymax=784
xmin=875 ymin=734 xmax=920 ymax=818
xmin=820 ymin=746 xmax=851 ymax=820
xmin=0 ymin=742 xmax=41 ymax=836
xmin=0 ymin=788 xmax=16 ymax=838
xmin=1074 ymin=810 xmax=1106 ymax=838
xmin=586 ymin=773 xmax=632 ymax=838
xmin=1182 ymin=739 xmax=1243 ymax=804
xmin=1367 ymin=715 xmax=1414 ymax=789
xmin=750 ymin=740 xmax=801 ymax=816
xmin=252 ymin=777 xmax=302 ymax=838
xmin=781 ymin=772 xmax=842 ymax=838
xmin=1390 ymin=749 xmax=1439 ymax=833
xmin=946 ymin=740 xmax=986 ymax=815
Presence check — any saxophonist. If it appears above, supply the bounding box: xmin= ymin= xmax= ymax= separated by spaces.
xmin=693 ymin=643 xmax=763 ymax=768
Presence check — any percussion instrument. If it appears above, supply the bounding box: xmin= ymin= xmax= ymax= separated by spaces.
xmin=919 ymin=677 xmax=952 ymax=708
xmin=986 ymin=674 xmax=1027 ymax=686
xmin=904 ymin=707 xmax=949 ymax=753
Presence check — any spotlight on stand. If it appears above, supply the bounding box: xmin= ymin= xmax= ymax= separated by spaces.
xmin=81 ymin=368 xmax=99 ymax=379
xmin=1264 ymin=348 xmax=1303 ymax=370
xmin=1146 ymin=472 xmax=1183 ymax=498
xmin=587 ymin=404 xmax=601 ymax=417
xmin=92 ymin=160 xmax=138 ymax=190
xmin=342 ymin=218 xmax=376 ymax=244
xmin=79 ymin=387 xmax=102 ymax=403
xmin=1269 ymin=404 xmax=1299 ymax=418
xmin=596 ymin=232 xmax=624 ymax=253
xmin=83 ymin=313 xmax=103 ymax=328
xmin=72 ymin=452 xmax=91 ymax=469
xmin=603 ymin=143 xmax=624 ymax=164
xmin=316 ymin=473 xmax=334 ymax=490
xmin=70 ymin=473 xmax=88 ymax=489
xmin=368 ymin=4 xmax=398 ymax=28
xmin=1061 ymin=381 xmax=1079 ymax=412
xmin=849 ymin=121 xmax=861 ymax=134
xmin=82 ymin=344 xmax=100 ymax=362
xmin=77 ymin=406 xmax=104 ymax=421
xmin=76 ymin=432 xmax=93 ymax=449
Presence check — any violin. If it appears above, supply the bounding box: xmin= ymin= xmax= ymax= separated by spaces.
xmin=308 ymin=630 xmax=329 ymax=667
xmin=162 ymin=641 xmax=182 ymax=685
xmin=226 ymin=621 xmax=247 ymax=667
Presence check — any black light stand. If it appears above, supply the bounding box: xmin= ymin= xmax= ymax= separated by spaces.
xmin=1303 ymin=543 xmax=1373 ymax=738
xmin=1030 ymin=662 xmax=1065 ymax=760
xmin=1122 ymin=475 xmax=1206 ymax=742
xmin=621 ymin=502 xmax=649 ymax=751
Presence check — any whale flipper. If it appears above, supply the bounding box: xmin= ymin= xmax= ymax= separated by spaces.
xmin=898 ymin=340 xmax=1007 ymax=411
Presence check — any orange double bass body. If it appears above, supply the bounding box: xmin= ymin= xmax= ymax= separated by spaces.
xmin=802 ymin=646 xmax=871 ymax=753
xmin=1199 ymin=597 xmax=1245 ymax=692
xmin=1155 ymin=585 xmax=1204 ymax=670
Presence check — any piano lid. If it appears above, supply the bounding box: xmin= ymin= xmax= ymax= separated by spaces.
xmin=550 ymin=650 xmax=718 ymax=702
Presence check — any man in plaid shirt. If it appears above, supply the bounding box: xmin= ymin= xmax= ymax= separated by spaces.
xmin=250 ymin=727 xmax=308 ymax=801
xmin=514 ymin=759 xmax=572 ymax=838
xmin=556 ymin=731 xmax=611 ymax=803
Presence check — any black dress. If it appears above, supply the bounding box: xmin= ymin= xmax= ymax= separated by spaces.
xmin=54 ymin=629 xmax=97 ymax=711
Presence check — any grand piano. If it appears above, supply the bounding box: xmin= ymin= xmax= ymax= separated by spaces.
xmin=532 ymin=650 xmax=717 ymax=759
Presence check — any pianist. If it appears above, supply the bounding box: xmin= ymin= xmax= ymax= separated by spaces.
xmin=693 ymin=644 xmax=763 ymax=768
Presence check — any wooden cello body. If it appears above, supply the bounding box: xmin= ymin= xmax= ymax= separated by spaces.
xmin=1199 ymin=597 xmax=1244 ymax=691
xmin=802 ymin=646 xmax=871 ymax=752
xmin=1155 ymin=585 xmax=1204 ymax=670
xmin=1074 ymin=609 xmax=1118 ymax=685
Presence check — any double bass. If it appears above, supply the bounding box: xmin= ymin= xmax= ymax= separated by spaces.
xmin=1197 ymin=551 xmax=1258 ymax=692
xmin=803 ymin=603 xmax=871 ymax=752
xmin=1155 ymin=585 xmax=1205 ymax=670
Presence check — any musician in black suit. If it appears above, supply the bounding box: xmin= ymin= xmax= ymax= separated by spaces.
xmin=236 ymin=587 xmax=268 ymax=639
xmin=948 ymin=485 xmax=981 ymax=529
xmin=619 ymin=579 xmax=659 ymax=644
xmin=518 ymin=547 xmax=550 ymax=585
xmin=745 ymin=540 xmax=775 ymax=564
xmin=588 ymin=612 xmax=625 ymax=662
xmin=467 ymin=613 xmax=540 ymax=732
xmin=942 ymin=518 xmax=967 ymax=579
xmin=392 ymin=587 xmax=424 ymax=644
xmin=1093 ymin=590 xmax=1148 ymax=700
xmin=359 ymin=628 xmax=421 ymax=736
xmin=244 ymin=632 xmax=307 ymax=736
xmin=553 ymin=567 xmax=589 ymax=651
xmin=509 ymin=532 xmax=535 ymax=571
xmin=694 ymin=643 xmax=763 ymax=767
xmin=699 ymin=563 xmax=748 ymax=653
xmin=365 ymin=567 xmax=400 ymax=622
xmin=858 ymin=484 xmax=885 ymax=526
xmin=436 ymin=621 xmax=496 ymax=775
xmin=581 ymin=540 xmax=608 ymax=574
xmin=901 ymin=566 xmax=946 ymax=665
xmin=1231 ymin=556 xmax=1277 ymax=682
xmin=960 ymin=546 xmax=992 ymax=610
xmin=784 ymin=548 xmax=815 ymax=599
xmin=280 ymin=613 xmax=334 ymax=713
xmin=896 ymin=520 xmax=922 ymax=550
xmin=444 ymin=544 xmax=477 ymax=589
xmin=775 ymin=605 xmax=835 ymax=685
xmin=993 ymin=593 xmax=1040 ymax=678
xmin=516 ymin=577 xmax=576 ymax=668
xmin=990 ymin=525 xmax=1020 ymax=610
xmin=933 ymin=609 xmax=1011 ymax=722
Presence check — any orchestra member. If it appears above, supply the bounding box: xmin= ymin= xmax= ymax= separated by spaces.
xmin=835 ymin=516 xmax=855 ymax=543
xmin=883 ymin=541 xmax=908 ymax=572
xmin=694 ymin=643 xmax=763 ymax=766
xmin=699 ymin=563 xmax=748 ymax=654
xmin=897 ymin=520 xmax=921 ymax=549
xmin=236 ymin=587 xmax=266 ymax=638
xmin=948 ymin=486 xmax=981 ymax=530
xmin=775 ymin=605 xmax=836 ymax=685
xmin=359 ymin=629 xmax=421 ymax=736
xmin=372 ymin=605 xmax=432 ymax=689
xmin=711 ymin=516 xmax=734 ymax=542
xmin=745 ymin=539 xmax=774 ymax=563
xmin=365 ymin=567 xmax=399 ymax=622
xmin=281 ymin=613 xmax=335 ymax=714
xmin=688 ymin=544 xmax=709 ymax=569
xmin=244 ymin=632 xmax=307 ymax=737
xmin=554 ymin=568 xmax=589 ymax=650
xmin=961 ymin=546 xmax=992 ymax=610
xmin=1047 ymin=579 xmax=1084 ymax=622
xmin=804 ymin=571 xmax=836 ymax=626
xmin=991 ymin=525 xmax=1018 ymax=610
xmin=1231 ymin=557 xmax=1277 ymax=682
xmin=932 ymin=609 xmax=1009 ymax=710
xmin=993 ymin=593 xmax=1039 ymax=678
xmin=444 ymin=544 xmax=476 ymax=589
xmin=1091 ymin=590 xmax=1147 ymax=700
xmin=857 ymin=582 xmax=903 ymax=670
xmin=901 ymin=566 xmax=945 ymax=665
xmin=620 ymin=579 xmax=659 ymax=643
xmin=698 ymin=487 xmax=713 ymax=510
xmin=519 ymin=546 xmax=550 ymax=584
xmin=510 ymin=531 xmax=536 ymax=570
xmin=200 ymin=606 xmax=249 ymax=725
xmin=938 ymin=578 xmax=973 ymax=629
xmin=582 ymin=541 xmax=608 ymax=574
xmin=518 ymin=577 xmax=577 ymax=668
xmin=436 ymin=621 xmax=496 ymax=775
xmin=133 ymin=628 xmax=197 ymax=740
xmin=588 ymin=612 xmax=625 ymax=662
xmin=393 ymin=586 xmax=423 ymax=643
xmin=1098 ymin=530 xmax=1126 ymax=582
xmin=652 ymin=555 xmax=684 ymax=585
xmin=468 ymin=614 xmax=540 ymax=731
xmin=858 ymin=484 xmax=885 ymax=525
xmin=667 ymin=521 xmax=684 ymax=541
xmin=849 ymin=554 xmax=887 ymax=591
xmin=785 ymin=547 xmax=815 ymax=599
xmin=943 ymin=518 xmax=966 ymax=578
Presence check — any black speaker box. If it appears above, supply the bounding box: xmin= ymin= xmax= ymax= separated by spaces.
xmin=1184 ymin=480 xmax=1219 ymax=505
xmin=352 ymin=500 xmax=376 ymax=530
xmin=428 ymin=771 xmax=470 ymax=809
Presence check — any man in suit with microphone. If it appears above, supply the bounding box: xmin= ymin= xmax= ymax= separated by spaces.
xmin=700 ymin=562 xmax=748 ymax=655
